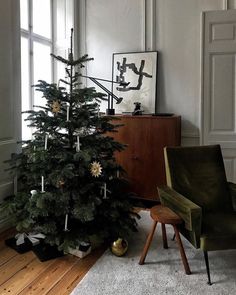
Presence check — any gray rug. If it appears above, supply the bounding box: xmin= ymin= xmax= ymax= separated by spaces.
xmin=71 ymin=211 xmax=236 ymax=295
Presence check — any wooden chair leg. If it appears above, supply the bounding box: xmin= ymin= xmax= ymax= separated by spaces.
xmin=173 ymin=225 xmax=191 ymax=275
xmin=139 ymin=221 xmax=157 ymax=265
xmin=161 ymin=223 xmax=168 ymax=249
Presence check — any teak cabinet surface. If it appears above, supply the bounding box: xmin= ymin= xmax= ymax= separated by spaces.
xmin=112 ymin=115 xmax=181 ymax=200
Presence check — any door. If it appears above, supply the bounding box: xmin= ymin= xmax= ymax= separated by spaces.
xmin=0 ymin=1 xmax=21 ymax=230
xmin=202 ymin=9 xmax=236 ymax=182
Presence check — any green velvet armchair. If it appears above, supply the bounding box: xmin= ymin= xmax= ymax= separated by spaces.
xmin=158 ymin=145 xmax=236 ymax=285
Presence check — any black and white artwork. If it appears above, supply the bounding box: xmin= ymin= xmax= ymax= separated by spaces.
xmin=112 ymin=51 xmax=158 ymax=114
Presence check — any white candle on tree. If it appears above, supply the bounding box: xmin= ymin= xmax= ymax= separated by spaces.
xmin=44 ymin=134 xmax=48 ymax=150
xmin=117 ymin=169 xmax=120 ymax=178
xmin=76 ymin=135 xmax=80 ymax=152
xmin=41 ymin=176 xmax=45 ymax=192
xmin=66 ymin=105 xmax=70 ymax=121
xmin=104 ymin=182 xmax=107 ymax=199
xmin=64 ymin=214 xmax=68 ymax=231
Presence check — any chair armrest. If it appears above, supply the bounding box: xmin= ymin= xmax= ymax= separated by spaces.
xmin=157 ymin=185 xmax=202 ymax=232
xmin=227 ymin=182 xmax=236 ymax=211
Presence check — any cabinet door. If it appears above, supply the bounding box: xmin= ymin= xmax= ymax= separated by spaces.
xmin=112 ymin=116 xmax=181 ymax=200
xmin=114 ymin=117 xmax=152 ymax=198
xmin=147 ymin=117 xmax=181 ymax=198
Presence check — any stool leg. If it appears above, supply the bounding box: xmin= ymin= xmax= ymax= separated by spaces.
xmin=173 ymin=225 xmax=191 ymax=275
xmin=161 ymin=223 xmax=168 ymax=249
xmin=139 ymin=221 xmax=158 ymax=265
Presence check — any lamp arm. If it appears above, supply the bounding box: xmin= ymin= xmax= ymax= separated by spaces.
xmin=88 ymin=77 xmax=122 ymax=104
xmin=81 ymin=74 xmax=120 ymax=85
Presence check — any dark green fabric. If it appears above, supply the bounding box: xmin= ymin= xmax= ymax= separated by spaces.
xmin=158 ymin=185 xmax=202 ymax=248
xmin=228 ymin=182 xmax=236 ymax=212
xmin=200 ymin=212 xmax=236 ymax=250
xmin=163 ymin=145 xmax=236 ymax=252
xmin=165 ymin=145 xmax=232 ymax=213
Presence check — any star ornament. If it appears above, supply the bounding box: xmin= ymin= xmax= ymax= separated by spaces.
xmin=90 ymin=161 xmax=102 ymax=177
xmin=51 ymin=100 xmax=61 ymax=114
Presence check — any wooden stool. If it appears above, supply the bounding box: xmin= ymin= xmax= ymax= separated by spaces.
xmin=139 ymin=205 xmax=191 ymax=275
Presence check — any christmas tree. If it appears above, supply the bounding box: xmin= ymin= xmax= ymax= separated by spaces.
xmin=1 ymin=29 xmax=138 ymax=252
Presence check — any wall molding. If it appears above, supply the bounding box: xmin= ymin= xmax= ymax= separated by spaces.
xmin=74 ymin=0 xmax=87 ymax=84
xmin=75 ymin=0 xmax=87 ymax=58
xmin=142 ymin=0 xmax=156 ymax=51
xmin=222 ymin=0 xmax=228 ymax=10
xmin=76 ymin=0 xmax=156 ymax=56
xmin=200 ymin=12 xmax=205 ymax=145
xmin=141 ymin=0 xmax=146 ymax=51
xmin=0 ymin=139 xmax=15 ymax=145
xmin=181 ymin=132 xmax=200 ymax=138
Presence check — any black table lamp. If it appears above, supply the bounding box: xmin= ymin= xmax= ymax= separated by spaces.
xmin=81 ymin=75 xmax=129 ymax=115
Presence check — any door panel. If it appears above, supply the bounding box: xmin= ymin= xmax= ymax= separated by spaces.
xmin=0 ymin=1 xmax=21 ymax=229
xmin=202 ymin=10 xmax=236 ymax=181
xmin=211 ymin=54 xmax=235 ymax=131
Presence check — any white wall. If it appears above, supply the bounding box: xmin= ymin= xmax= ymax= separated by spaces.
xmin=77 ymin=0 xmax=234 ymax=145
xmin=156 ymin=0 xmax=224 ymax=145
xmin=77 ymin=0 xmax=146 ymax=112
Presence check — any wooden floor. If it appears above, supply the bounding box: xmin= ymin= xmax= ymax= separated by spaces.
xmin=0 ymin=229 xmax=105 ymax=295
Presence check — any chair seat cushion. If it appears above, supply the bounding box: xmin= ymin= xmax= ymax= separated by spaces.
xmin=200 ymin=212 xmax=236 ymax=251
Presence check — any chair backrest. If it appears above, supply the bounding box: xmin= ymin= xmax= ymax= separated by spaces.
xmin=164 ymin=145 xmax=233 ymax=212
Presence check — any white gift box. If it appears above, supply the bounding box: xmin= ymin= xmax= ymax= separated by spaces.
xmin=67 ymin=242 xmax=91 ymax=258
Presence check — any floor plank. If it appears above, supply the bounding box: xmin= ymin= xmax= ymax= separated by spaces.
xmin=18 ymin=255 xmax=79 ymax=295
xmin=0 ymin=258 xmax=54 ymax=295
xmin=0 ymin=251 xmax=35 ymax=285
xmin=0 ymin=228 xmax=106 ymax=295
xmin=0 ymin=247 xmax=18 ymax=267
xmin=47 ymin=246 xmax=106 ymax=295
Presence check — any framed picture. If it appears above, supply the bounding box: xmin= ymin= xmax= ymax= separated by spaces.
xmin=112 ymin=51 xmax=158 ymax=114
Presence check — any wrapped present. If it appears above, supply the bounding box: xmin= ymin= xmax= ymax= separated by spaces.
xmin=67 ymin=242 xmax=91 ymax=258
xmin=5 ymin=232 xmax=46 ymax=254
xmin=33 ymin=241 xmax=64 ymax=262
xmin=16 ymin=232 xmax=46 ymax=246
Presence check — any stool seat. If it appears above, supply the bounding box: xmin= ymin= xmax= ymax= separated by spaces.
xmin=151 ymin=205 xmax=182 ymax=225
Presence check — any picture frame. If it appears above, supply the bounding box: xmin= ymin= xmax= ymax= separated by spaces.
xmin=112 ymin=51 xmax=158 ymax=114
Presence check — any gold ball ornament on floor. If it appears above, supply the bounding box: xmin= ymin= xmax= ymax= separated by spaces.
xmin=110 ymin=238 xmax=128 ymax=257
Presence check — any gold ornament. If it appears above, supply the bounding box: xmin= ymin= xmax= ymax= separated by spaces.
xmin=90 ymin=161 xmax=102 ymax=177
xmin=110 ymin=238 xmax=128 ymax=257
xmin=51 ymin=100 xmax=61 ymax=113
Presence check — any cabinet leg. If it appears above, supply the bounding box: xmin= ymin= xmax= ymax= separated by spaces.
xmin=139 ymin=221 xmax=157 ymax=265
xmin=161 ymin=223 xmax=168 ymax=249
xmin=173 ymin=225 xmax=191 ymax=275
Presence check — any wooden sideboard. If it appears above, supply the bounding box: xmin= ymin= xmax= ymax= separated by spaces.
xmin=112 ymin=115 xmax=181 ymax=201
